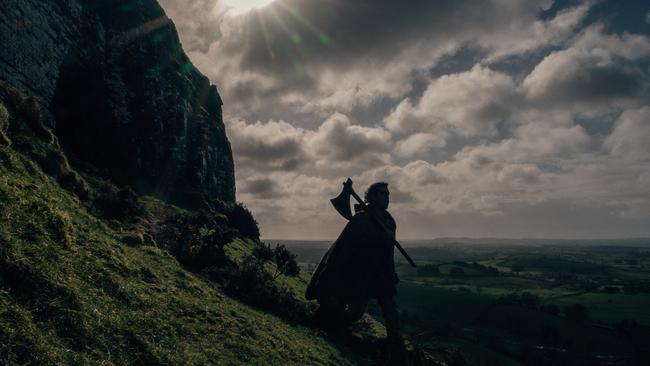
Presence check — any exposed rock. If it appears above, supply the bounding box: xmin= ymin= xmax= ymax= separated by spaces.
xmin=0 ymin=0 xmax=235 ymax=207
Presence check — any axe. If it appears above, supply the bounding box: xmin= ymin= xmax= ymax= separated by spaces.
xmin=330 ymin=178 xmax=417 ymax=268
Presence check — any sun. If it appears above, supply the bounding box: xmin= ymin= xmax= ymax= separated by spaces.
xmin=222 ymin=0 xmax=276 ymax=15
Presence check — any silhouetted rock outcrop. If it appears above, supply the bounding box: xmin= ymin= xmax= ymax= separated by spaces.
xmin=0 ymin=0 xmax=235 ymax=207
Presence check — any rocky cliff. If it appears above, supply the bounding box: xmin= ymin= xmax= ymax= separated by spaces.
xmin=0 ymin=0 xmax=235 ymax=207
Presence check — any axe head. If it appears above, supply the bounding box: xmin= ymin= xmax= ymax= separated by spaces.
xmin=330 ymin=178 xmax=354 ymax=220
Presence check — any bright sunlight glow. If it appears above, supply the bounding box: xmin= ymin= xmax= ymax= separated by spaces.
xmin=222 ymin=0 xmax=276 ymax=15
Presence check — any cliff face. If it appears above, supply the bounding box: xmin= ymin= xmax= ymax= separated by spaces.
xmin=0 ymin=0 xmax=235 ymax=207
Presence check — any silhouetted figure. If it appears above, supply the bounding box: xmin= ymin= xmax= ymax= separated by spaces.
xmin=306 ymin=182 xmax=404 ymax=360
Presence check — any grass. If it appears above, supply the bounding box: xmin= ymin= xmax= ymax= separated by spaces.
xmin=548 ymin=293 xmax=650 ymax=326
xmin=0 ymin=143 xmax=370 ymax=365
xmin=396 ymin=281 xmax=492 ymax=329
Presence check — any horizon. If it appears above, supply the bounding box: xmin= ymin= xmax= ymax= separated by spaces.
xmin=160 ymin=0 xmax=650 ymax=239
xmin=265 ymin=236 xmax=650 ymax=243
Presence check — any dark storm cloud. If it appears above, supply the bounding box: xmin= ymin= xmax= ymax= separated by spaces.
xmin=522 ymin=24 xmax=650 ymax=106
xmin=235 ymin=0 xmax=546 ymax=76
xmin=243 ymin=177 xmax=284 ymax=198
xmin=182 ymin=0 xmax=589 ymax=120
xmin=227 ymin=119 xmax=308 ymax=171
xmin=310 ymin=113 xmax=391 ymax=163
xmin=524 ymin=50 xmax=648 ymax=107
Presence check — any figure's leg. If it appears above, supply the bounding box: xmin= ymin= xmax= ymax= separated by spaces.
xmin=377 ymin=295 xmax=406 ymax=363
xmin=377 ymin=295 xmax=401 ymax=341
xmin=342 ymin=298 xmax=369 ymax=325
xmin=314 ymin=297 xmax=345 ymax=329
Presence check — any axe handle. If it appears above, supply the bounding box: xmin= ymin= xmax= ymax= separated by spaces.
xmin=349 ymin=190 xmax=417 ymax=268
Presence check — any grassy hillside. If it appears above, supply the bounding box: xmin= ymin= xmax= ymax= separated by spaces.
xmin=0 ymin=101 xmax=374 ymax=365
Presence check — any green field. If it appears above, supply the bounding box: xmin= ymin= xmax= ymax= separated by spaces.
xmin=548 ymin=293 xmax=650 ymax=325
xmin=290 ymin=240 xmax=650 ymax=365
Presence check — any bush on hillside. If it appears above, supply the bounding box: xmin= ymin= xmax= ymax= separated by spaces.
xmin=252 ymin=241 xmax=273 ymax=262
xmin=159 ymin=209 xmax=237 ymax=269
xmin=252 ymin=242 xmax=300 ymax=279
xmin=94 ymin=185 xmax=145 ymax=222
xmin=272 ymin=244 xmax=299 ymax=279
xmin=225 ymin=202 xmax=259 ymax=240
xmin=223 ymin=256 xmax=310 ymax=323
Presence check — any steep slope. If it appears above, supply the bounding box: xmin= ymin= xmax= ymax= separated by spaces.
xmin=0 ymin=105 xmax=367 ymax=365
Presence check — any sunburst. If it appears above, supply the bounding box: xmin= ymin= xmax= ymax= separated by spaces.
xmin=222 ymin=0 xmax=276 ymax=15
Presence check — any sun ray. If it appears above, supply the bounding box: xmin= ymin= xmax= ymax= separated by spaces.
xmin=222 ymin=0 xmax=275 ymax=15
xmin=273 ymin=1 xmax=333 ymax=46
xmin=255 ymin=8 xmax=276 ymax=62
xmin=266 ymin=5 xmax=299 ymax=45
xmin=265 ymin=5 xmax=307 ymax=70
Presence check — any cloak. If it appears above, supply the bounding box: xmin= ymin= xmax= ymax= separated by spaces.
xmin=305 ymin=209 xmax=398 ymax=300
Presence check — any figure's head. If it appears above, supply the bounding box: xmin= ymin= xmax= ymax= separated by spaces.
xmin=365 ymin=182 xmax=389 ymax=210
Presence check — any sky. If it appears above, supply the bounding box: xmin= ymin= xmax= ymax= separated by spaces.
xmin=158 ymin=0 xmax=650 ymax=240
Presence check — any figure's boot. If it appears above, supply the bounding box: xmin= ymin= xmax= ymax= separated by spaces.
xmin=384 ymin=336 xmax=408 ymax=366
xmin=312 ymin=298 xmax=347 ymax=334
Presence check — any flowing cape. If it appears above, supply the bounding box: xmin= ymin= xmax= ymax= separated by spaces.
xmin=305 ymin=210 xmax=398 ymax=300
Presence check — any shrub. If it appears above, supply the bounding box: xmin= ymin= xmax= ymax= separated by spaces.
xmin=58 ymin=170 xmax=90 ymax=200
xmin=272 ymin=244 xmax=299 ymax=279
xmin=94 ymin=185 xmax=145 ymax=222
xmin=225 ymin=202 xmax=259 ymax=240
xmin=223 ymin=256 xmax=310 ymax=323
xmin=252 ymin=242 xmax=299 ymax=279
xmin=252 ymin=242 xmax=273 ymax=262
xmin=159 ymin=209 xmax=236 ymax=269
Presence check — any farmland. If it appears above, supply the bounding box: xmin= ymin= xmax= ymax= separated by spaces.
xmin=283 ymin=239 xmax=650 ymax=365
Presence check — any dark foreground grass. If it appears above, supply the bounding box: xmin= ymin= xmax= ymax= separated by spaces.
xmin=0 ymin=144 xmax=368 ymax=365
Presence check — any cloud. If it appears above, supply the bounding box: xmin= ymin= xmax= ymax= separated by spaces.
xmin=480 ymin=2 xmax=591 ymax=62
xmin=226 ymin=119 xmax=308 ymax=171
xmin=308 ymin=113 xmax=393 ymax=171
xmin=385 ymin=65 xmax=518 ymax=138
xmin=356 ymin=160 xmax=447 ymax=195
xmin=242 ymin=177 xmax=285 ymax=198
xmin=606 ymin=106 xmax=650 ymax=159
xmin=496 ymin=164 xmax=543 ymax=186
xmin=164 ymin=0 xmax=561 ymax=118
xmin=395 ymin=133 xmax=447 ymax=158
xmin=452 ymin=124 xmax=592 ymax=168
xmin=523 ymin=25 xmax=650 ymax=109
xmin=159 ymin=0 xmax=650 ymax=239
xmin=228 ymin=112 xmax=394 ymax=178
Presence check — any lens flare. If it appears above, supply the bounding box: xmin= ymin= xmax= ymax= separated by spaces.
xmin=222 ymin=0 xmax=276 ymax=15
